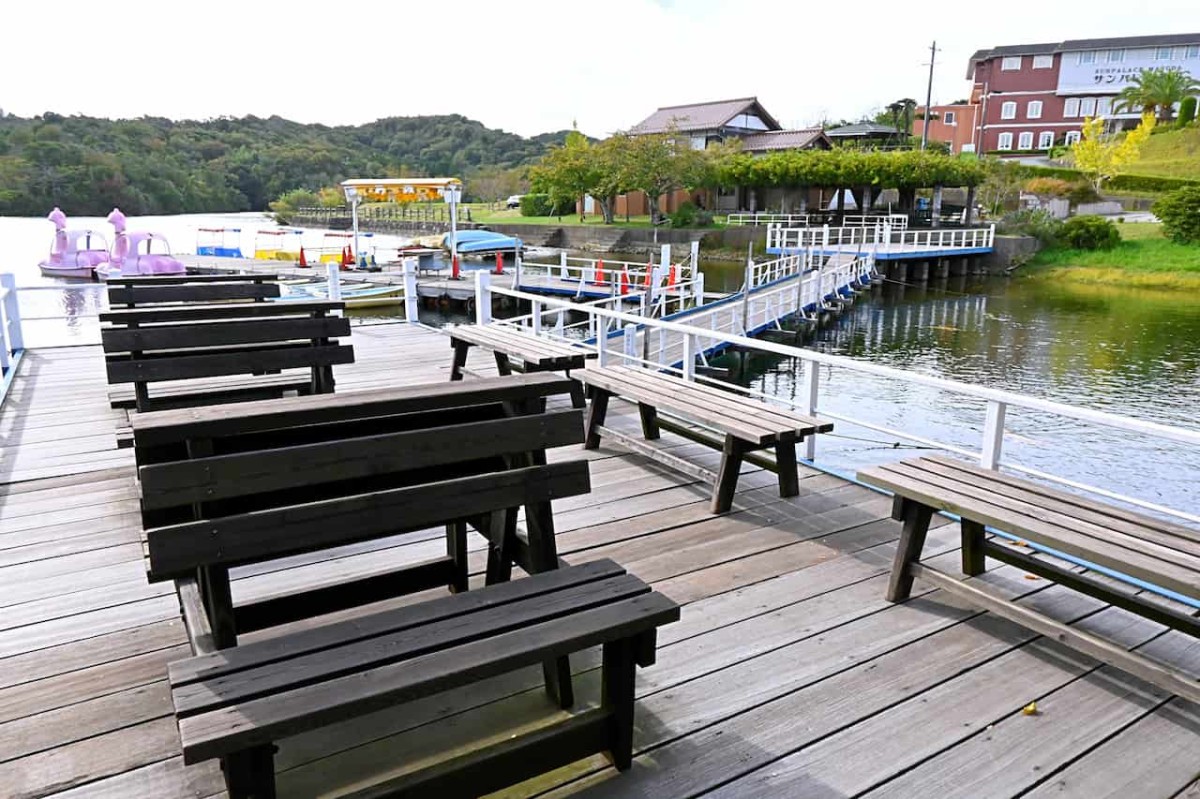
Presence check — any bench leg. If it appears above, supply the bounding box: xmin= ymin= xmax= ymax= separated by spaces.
xmin=886 ymin=499 xmax=934 ymax=602
xmin=446 ymin=521 xmax=469 ymax=593
xmin=584 ymin=390 xmax=610 ymax=450
xmin=494 ymin=351 xmax=514 ymax=376
xmin=711 ymin=434 xmax=749 ymax=514
xmin=449 ymin=340 xmax=470 ymax=381
xmin=484 ymin=510 xmax=516 ymax=586
xmin=222 ymin=745 xmax=276 ymax=799
xmin=198 ymin=565 xmax=238 ymax=649
xmin=566 ymin=374 xmax=586 ymax=409
xmin=602 ymin=638 xmax=637 ymax=771
xmin=775 ymin=439 xmax=800 ymax=498
xmin=526 ymin=500 xmax=574 ymax=710
xmin=638 ymin=402 xmax=660 ymax=440
xmin=962 ymin=519 xmax=987 ymax=577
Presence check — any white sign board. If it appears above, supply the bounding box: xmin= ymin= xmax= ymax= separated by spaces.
xmin=1057 ymin=50 xmax=1194 ymax=95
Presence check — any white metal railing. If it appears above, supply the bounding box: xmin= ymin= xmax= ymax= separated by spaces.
xmin=768 ymin=223 xmax=995 ymax=253
xmin=473 ymin=275 xmax=1200 ymax=527
xmin=728 ymin=212 xmax=909 ymax=230
xmin=519 ymin=242 xmax=701 ymax=305
xmin=0 ymin=274 xmax=26 ymax=387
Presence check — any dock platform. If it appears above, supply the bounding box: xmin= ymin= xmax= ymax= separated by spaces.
xmin=1 ymin=322 xmax=1197 ymax=798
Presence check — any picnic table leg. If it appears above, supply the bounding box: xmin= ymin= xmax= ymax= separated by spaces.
xmin=638 ymin=402 xmax=660 ymax=440
xmin=222 ymin=745 xmax=277 ymax=799
xmin=198 ymin=565 xmax=238 ymax=649
xmin=484 ymin=510 xmax=516 ymax=586
xmin=449 ymin=340 xmax=470 ymax=381
xmin=711 ymin=434 xmax=749 ymax=514
xmin=601 ymin=637 xmax=636 ymax=771
xmin=494 ymin=351 xmax=514 ymax=376
xmin=962 ymin=519 xmax=987 ymax=577
xmin=526 ymin=500 xmax=574 ymax=709
xmin=567 ymin=376 xmax=586 ymax=409
xmin=446 ymin=521 xmax=469 ymax=593
xmin=775 ymin=439 xmax=800 ymax=498
xmin=886 ymin=498 xmax=934 ymax=602
xmin=584 ymin=389 xmax=610 ymax=450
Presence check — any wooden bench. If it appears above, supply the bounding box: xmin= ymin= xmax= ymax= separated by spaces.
xmin=106 ymin=273 xmax=282 ymax=308
xmin=100 ymin=299 xmax=353 ymax=416
xmin=168 ymin=559 xmax=678 ymax=799
xmin=858 ymin=454 xmax=1200 ymax=704
xmin=576 ymin=365 xmax=834 ymax=513
xmin=446 ymin=324 xmax=592 ymax=407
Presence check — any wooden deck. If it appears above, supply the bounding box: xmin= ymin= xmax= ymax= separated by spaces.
xmin=1 ymin=322 xmax=1197 ymax=799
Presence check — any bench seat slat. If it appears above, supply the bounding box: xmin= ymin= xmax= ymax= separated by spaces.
xmin=130 ymin=373 xmax=576 ymax=447
xmin=108 ymin=373 xmax=311 ymax=410
xmin=139 ymin=409 xmax=585 ymax=510
xmin=173 ymin=572 xmax=650 ymax=716
xmin=860 ymin=462 xmax=1200 ymax=600
xmin=102 ymin=317 xmax=351 ymax=352
xmin=922 ymin=455 xmax=1200 ymax=549
xmin=146 ymin=461 xmax=591 ymax=580
xmin=99 ymin=300 xmax=343 ymax=324
xmin=450 ymin=325 xmax=589 ymax=360
xmin=106 ymin=343 xmax=353 ymax=384
xmin=177 ymin=591 xmax=680 ymax=764
xmin=169 ymin=559 xmax=628 ymax=686
xmin=884 ymin=460 xmax=1200 ymax=575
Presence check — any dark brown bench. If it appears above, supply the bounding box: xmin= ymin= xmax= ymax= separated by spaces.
xmin=576 ymin=365 xmax=833 ymax=513
xmin=106 ymin=273 xmax=282 ymax=308
xmin=137 ymin=375 xmax=678 ymax=797
xmin=859 ymin=454 xmax=1200 ymax=704
xmin=446 ymin=324 xmax=592 ymax=407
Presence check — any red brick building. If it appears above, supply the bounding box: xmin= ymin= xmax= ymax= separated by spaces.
xmin=913 ymin=103 xmax=980 ymax=155
xmin=961 ymin=33 xmax=1200 ymax=154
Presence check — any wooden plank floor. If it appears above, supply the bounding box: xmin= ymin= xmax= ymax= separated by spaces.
xmin=1 ymin=322 xmax=1197 ymax=799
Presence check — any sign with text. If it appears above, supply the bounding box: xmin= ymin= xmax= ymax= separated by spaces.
xmin=1057 ymin=51 xmax=1195 ymax=95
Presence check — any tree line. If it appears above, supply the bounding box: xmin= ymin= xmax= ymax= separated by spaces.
xmin=0 ymin=112 xmax=573 ymax=216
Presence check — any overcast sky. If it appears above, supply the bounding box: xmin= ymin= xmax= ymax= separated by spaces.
xmin=3 ymin=0 xmax=1196 ymax=137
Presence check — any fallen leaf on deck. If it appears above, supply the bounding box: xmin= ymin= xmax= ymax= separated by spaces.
xmin=1022 ymin=702 xmax=1039 ymax=716
xmin=1023 ymin=574 xmax=1041 ymax=580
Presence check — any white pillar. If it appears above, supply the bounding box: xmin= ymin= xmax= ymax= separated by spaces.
xmin=660 ymin=243 xmax=670 ymax=276
xmin=402 ymin=260 xmax=419 ymax=324
xmin=0 ymin=273 xmax=23 ymax=353
xmin=681 ymin=333 xmax=696 ymax=380
xmin=531 ymin=299 xmax=542 ymax=335
xmin=326 ymin=263 xmax=342 ymax=301
xmin=514 ymin=240 xmax=523 ymax=288
xmin=804 ymin=362 xmax=820 ymax=461
xmin=980 ymin=400 xmax=1007 ymax=469
xmin=559 ymin=251 xmax=568 ymax=279
xmin=694 ymin=272 xmax=705 ymax=307
xmin=597 ymin=316 xmax=610 ymax=366
xmin=623 ymin=323 xmax=638 ymax=365
xmin=474 ymin=270 xmax=492 ymax=325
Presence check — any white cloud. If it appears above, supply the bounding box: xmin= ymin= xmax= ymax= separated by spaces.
xmin=1 ymin=0 xmax=1195 ymax=137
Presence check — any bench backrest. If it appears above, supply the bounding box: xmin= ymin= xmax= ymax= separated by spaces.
xmin=140 ymin=381 xmax=588 ymax=582
xmin=107 ymin=275 xmax=281 ymax=308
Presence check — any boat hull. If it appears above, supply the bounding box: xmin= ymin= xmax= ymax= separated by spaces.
xmin=38 ymin=263 xmax=98 ymax=280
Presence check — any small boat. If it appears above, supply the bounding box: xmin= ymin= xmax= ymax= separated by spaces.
xmin=252 ymin=228 xmax=303 ymax=261
xmin=95 ymin=208 xmax=187 ymax=280
xmin=196 ymin=227 xmax=244 ymax=258
xmin=276 ymin=281 xmax=406 ymax=309
xmin=444 ymin=230 xmax=521 ymax=256
xmin=38 ymin=208 xmax=111 ymax=279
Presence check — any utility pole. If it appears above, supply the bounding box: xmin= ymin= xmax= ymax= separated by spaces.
xmin=921 ymin=40 xmax=937 ymax=151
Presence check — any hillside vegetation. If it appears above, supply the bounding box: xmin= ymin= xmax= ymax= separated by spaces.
xmin=1126 ymin=125 xmax=1200 ymax=181
xmin=0 ymin=113 xmax=571 ymax=216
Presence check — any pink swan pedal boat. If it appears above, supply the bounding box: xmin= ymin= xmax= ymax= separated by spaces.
xmin=38 ymin=207 xmax=111 ymax=279
xmin=94 ymin=208 xmax=187 ymax=280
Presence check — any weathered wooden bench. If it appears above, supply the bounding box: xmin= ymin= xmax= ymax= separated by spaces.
xmin=106 ymin=273 xmax=282 ymax=308
xmin=859 ymin=454 xmax=1200 ymax=704
xmin=446 ymin=324 xmax=592 ymax=407
xmin=138 ymin=376 xmax=678 ymax=796
xmin=101 ymin=299 xmax=352 ymax=417
xmin=576 ymin=365 xmax=833 ymax=513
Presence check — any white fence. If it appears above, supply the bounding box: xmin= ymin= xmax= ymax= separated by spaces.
xmin=727 ymin=212 xmax=909 ymax=230
xmin=472 ymin=275 xmax=1200 ymax=528
xmin=768 ymin=223 xmax=995 ymax=253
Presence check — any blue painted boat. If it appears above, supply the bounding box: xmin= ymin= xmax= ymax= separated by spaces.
xmin=445 ymin=230 xmax=521 ymax=255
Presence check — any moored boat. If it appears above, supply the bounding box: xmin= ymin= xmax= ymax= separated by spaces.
xmin=95 ymin=208 xmax=187 ymax=280
xmin=276 ymin=281 xmax=406 ymax=308
xmin=38 ymin=208 xmax=111 ymax=279
xmin=444 ymin=229 xmax=521 ymax=256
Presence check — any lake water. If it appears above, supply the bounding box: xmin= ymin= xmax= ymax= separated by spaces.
xmin=3 ymin=212 xmax=1197 ymax=517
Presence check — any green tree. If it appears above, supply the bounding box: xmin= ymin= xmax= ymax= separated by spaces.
xmin=1115 ymin=68 xmax=1200 ymax=122
xmin=529 ymin=131 xmax=602 ymax=222
xmin=1177 ymin=96 xmax=1197 ymax=128
xmin=1071 ymin=113 xmax=1156 ymax=191
xmin=622 ymin=130 xmax=708 ymax=223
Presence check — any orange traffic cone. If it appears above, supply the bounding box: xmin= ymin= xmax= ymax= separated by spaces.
xmin=593 ymin=259 xmax=605 ymax=286
xmin=668 ymin=264 xmax=677 ymax=288
xmin=494 ymin=251 xmax=504 ymax=275
xmin=298 ymin=247 xmax=308 ymax=268
xmin=643 ymin=262 xmax=653 ymax=290
xmin=451 ymin=255 xmax=461 ymax=280
xmin=620 ymin=269 xmax=630 ymax=296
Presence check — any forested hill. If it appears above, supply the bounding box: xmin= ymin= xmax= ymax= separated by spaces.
xmin=0 ymin=113 xmax=572 ymax=216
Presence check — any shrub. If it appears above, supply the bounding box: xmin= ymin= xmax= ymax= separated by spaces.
xmin=1065 ymin=182 xmax=1101 ymax=205
xmin=519 ymin=193 xmax=574 ymax=217
xmin=1024 ymin=177 xmax=1074 ymax=197
xmin=1059 ymin=215 xmax=1121 ymax=250
xmin=998 ymin=208 xmax=1063 ymax=245
xmin=1153 ymin=187 xmax=1200 ymax=243
xmin=667 ymin=202 xmax=714 ymax=228
xmin=1179 ymin=96 xmax=1198 ymax=128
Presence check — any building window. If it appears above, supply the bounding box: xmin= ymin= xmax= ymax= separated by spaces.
xmin=1156 ymin=46 xmax=1175 ymax=60
xmin=1001 ymin=56 xmax=1023 ymax=71
xmin=1081 ymin=97 xmax=1097 ymax=117
xmin=1038 ymin=131 xmax=1054 ymax=149
xmin=1027 ymin=100 xmax=1043 ymax=119
xmin=1000 ymin=101 xmax=1017 ymax=120
xmin=1107 ymin=49 xmax=1125 ymax=63
xmin=1065 ymin=130 xmax=1081 ymax=146
xmin=1098 ymin=97 xmax=1113 ymax=116
xmin=1188 ymin=45 xmax=1200 ymax=58
xmin=1033 ymin=54 xmax=1054 ymax=69
xmin=1064 ymin=98 xmax=1081 ymax=117
xmin=1018 ymin=131 xmax=1034 ymax=150
xmin=943 ymin=111 xmax=956 ymax=125
xmin=1077 ymin=51 xmax=1097 ymax=65
xmin=997 ymin=132 xmax=1014 ymax=151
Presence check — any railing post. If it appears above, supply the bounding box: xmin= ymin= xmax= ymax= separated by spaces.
xmin=694 ymin=272 xmax=705 ymax=307
xmin=514 ymin=243 xmax=522 ymax=288
xmin=555 ymin=310 xmax=565 ymax=336
xmin=474 ymin=270 xmax=492 ymax=325
xmin=804 ymin=361 xmax=820 ymax=460
xmin=559 ymin=251 xmax=568 ymax=279
xmin=681 ymin=333 xmax=696 ymax=381
xmin=690 ymin=240 xmax=700 ymax=278
xmin=980 ymin=400 xmax=1007 ymax=469
xmin=402 ymin=260 xmax=419 ymax=324
xmin=822 ymin=224 xmax=830 ymax=251
xmin=326 ymin=263 xmax=342 ymax=301
xmin=623 ymin=323 xmax=638 ymax=365
xmin=531 ymin=299 xmax=542 ymax=335
xmin=0 ymin=274 xmax=23 ymax=353
xmin=597 ymin=316 xmax=610 ymax=366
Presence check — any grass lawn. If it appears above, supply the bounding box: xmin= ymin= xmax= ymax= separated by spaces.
xmin=1127 ymin=126 xmax=1200 ymax=181
xmin=1025 ymin=222 xmax=1200 ymax=289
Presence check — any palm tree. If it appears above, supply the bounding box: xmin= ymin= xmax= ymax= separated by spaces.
xmin=1115 ymin=68 xmax=1200 ymax=121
